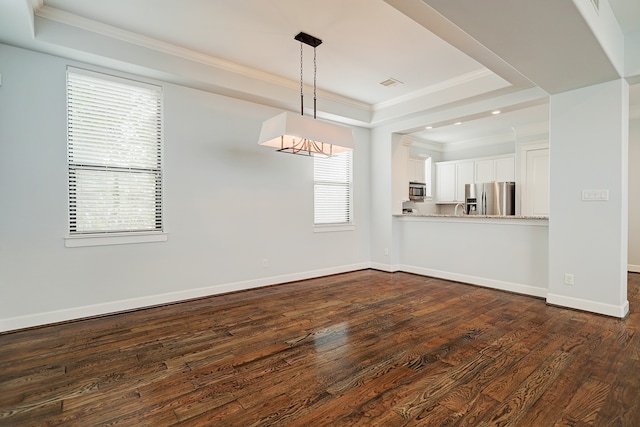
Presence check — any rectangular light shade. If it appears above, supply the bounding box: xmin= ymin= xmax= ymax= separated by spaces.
xmin=258 ymin=112 xmax=355 ymax=154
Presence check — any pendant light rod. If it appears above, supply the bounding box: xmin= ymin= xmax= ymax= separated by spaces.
xmin=295 ymin=32 xmax=322 ymax=119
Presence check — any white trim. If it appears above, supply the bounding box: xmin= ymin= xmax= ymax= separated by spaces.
xmin=373 ymin=69 xmax=494 ymax=111
xmin=68 ymin=66 xmax=161 ymax=90
xmin=441 ymin=132 xmax=516 ymax=153
xmin=628 ymin=264 xmax=640 ymax=273
xmin=517 ymin=140 xmax=549 ymax=150
xmin=313 ymin=225 xmax=356 ymax=233
xmin=65 ymin=232 xmax=168 ymax=247
xmin=0 ymin=262 xmax=370 ymax=333
xmin=369 ymin=262 xmax=400 ymax=273
xmin=35 ymin=5 xmax=369 ymax=113
xmin=546 ymin=293 xmax=629 ymax=318
xmin=399 ymin=264 xmax=548 ymax=299
xmin=28 ymin=0 xmax=42 ymax=36
xmin=403 ymin=136 xmax=445 ymax=153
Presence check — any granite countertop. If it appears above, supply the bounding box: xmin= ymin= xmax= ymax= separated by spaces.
xmin=396 ymin=213 xmax=549 ymax=220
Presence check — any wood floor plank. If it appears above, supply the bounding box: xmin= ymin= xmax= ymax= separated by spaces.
xmin=438 ymin=342 xmax=530 ymax=414
xmin=480 ymin=349 xmax=573 ymax=427
xmin=556 ymin=378 xmax=611 ymax=425
xmin=0 ymin=270 xmax=638 ymax=426
xmin=393 ymin=333 xmax=522 ymax=421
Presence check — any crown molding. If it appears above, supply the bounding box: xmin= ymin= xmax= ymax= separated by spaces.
xmin=511 ymin=121 xmax=550 ymax=140
xmin=26 ymin=0 xmax=42 ymax=35
xmin=373 ymin=68 xmax=494 ymax=111
xmin=401 ymin=135 xmax=445 ymax=152
xmin=440 ymin=132 xmax=515 ymax=153
xmin=33 ymin=5 xmax=370 ymax=113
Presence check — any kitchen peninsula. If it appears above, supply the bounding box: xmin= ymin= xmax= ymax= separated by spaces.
xmin=392 ymin=213 xmax=549 ymax=299
xmin=389 ymin=134 xmax=551 ymax=301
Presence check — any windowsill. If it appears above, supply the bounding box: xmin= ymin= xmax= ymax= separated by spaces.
xmin=65 ymin=232 xmax=168 ymax=248
xmin=313 ymin=224 xmax=355 ymax=233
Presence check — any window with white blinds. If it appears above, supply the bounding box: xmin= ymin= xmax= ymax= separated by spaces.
xmin=314 ymin=151 xmax=353 ymax=226
xmin=67 ymin=68 xmax=163 ymax=235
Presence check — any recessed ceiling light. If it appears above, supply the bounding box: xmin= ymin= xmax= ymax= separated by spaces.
xmin=425 ymin=126 xmax=433 ymax=130
xmin=454 ymin=121 xmax=462 ymax=126
xmin=492 ymin=110 xmax=501 ymax=115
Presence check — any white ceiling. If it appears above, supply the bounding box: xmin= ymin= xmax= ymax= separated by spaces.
xmin=43 ymin=0 xmax=486 ymax=106
xmin=0 ymin=0 xmax=638 ymax=145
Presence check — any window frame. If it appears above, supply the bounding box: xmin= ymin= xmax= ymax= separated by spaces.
xmin=64 ymin=67 xmax=167 ymax=247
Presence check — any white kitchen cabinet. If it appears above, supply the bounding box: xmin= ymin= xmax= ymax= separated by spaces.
xmin=409 ymin=157 xmax=426 ymax=183
xmin=495 ymin=157 xmax=515 ymax=182
xmin=456 ymin=161 xmax=474 ymax=202
xmin=436 ymin=160 xmax=473 ymax=203
xmin=437 ymin=155 xmax=515 ymax=204
xmin=475 ymin=159 xmax=495 ymax=183
xmin=436 ymin=163 xmax=456 ymax=202
xmin=474 ymin=156 xmax=515 ymax=183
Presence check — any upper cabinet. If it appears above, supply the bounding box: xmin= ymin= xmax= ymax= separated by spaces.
xmin=495 ymin=157 xmax=515 ymax=182
xmin=408 ymin=157 xmax=426 ymax=183
xmin=435 ymin=160 xmax=473 ymax=203
xmin=436 ymin=154 xmax=515 ymax=203
xmin=455 ymin=161 xmax=474 ymax=202
xmin=475 ymin=156 xmax=515 ymax=183
xmin=436 ymin=162 xmax=456 ymax=202
xmin=475 ymin=159 xmax=494 ymax=183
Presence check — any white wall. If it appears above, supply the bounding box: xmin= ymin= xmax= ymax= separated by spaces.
xmin=369 ymin=126 xmax=396 ymax=271
xmin=547 ymin=79 xmax=629 ymax=317
xmin=397 ymin=217 xmax=548 ymax=297
xmin=629 ymin=117 xmax=640 ymax=271
xmin=0 ymin=44 xmax=371 ymax=331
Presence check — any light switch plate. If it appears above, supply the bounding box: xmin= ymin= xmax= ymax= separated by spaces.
xmin=582 ymin=189 xmax=609 ymax=201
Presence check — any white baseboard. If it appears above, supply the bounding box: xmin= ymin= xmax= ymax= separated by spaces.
xmin=369 ymin=262 xmax=400 ymax=273
xmin=0 ymin=262 xmax=370 ymax=333
xmin=546 ymin=293 xmax=629 ymax=318
xmin=399 ymin=264 xmax=548 ymax=299
xmin=629 ymin=264 xmax=640 ymax=273
xmin=3 ymin=261 xmax=630 ymax=332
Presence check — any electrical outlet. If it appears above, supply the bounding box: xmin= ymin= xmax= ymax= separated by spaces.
xmin=262 ymin=258 xmax=269 ymax=268
xmin=564 ymin=273 xmax=574 ymax=285
xmin=384 ymin=248 xmax=389 ymax=256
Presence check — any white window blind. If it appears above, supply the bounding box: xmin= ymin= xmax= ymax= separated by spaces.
xmin=67 ymin=68 xmax=163 ymax=234
xmin=314 ymin=151 xmax=353 ymax=225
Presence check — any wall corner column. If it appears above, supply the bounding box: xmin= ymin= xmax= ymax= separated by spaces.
xmin=547 ymin=79 xmax=629 ymax=317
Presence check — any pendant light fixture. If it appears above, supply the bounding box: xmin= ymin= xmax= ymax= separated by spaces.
xmin=258 ymin=32 xmax=355 ymax=157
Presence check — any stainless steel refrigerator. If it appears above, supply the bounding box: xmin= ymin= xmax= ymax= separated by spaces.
xmin=465 ymin=182 xmax=515 ymax=215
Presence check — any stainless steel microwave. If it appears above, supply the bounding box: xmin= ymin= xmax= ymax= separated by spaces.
xmin=409 ymin=182 xmax=426 ymax=201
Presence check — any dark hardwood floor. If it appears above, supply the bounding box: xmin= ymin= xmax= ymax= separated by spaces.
xmin=1 ymin=270 xmax=639 ymax=426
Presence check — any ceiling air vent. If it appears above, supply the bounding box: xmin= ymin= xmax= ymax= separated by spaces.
xmin=380 ymin=77 xmax=403 ymax=88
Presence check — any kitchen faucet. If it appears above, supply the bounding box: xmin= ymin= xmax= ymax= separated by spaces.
xmin=454 ymin=203 xmax=466 ymax=216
